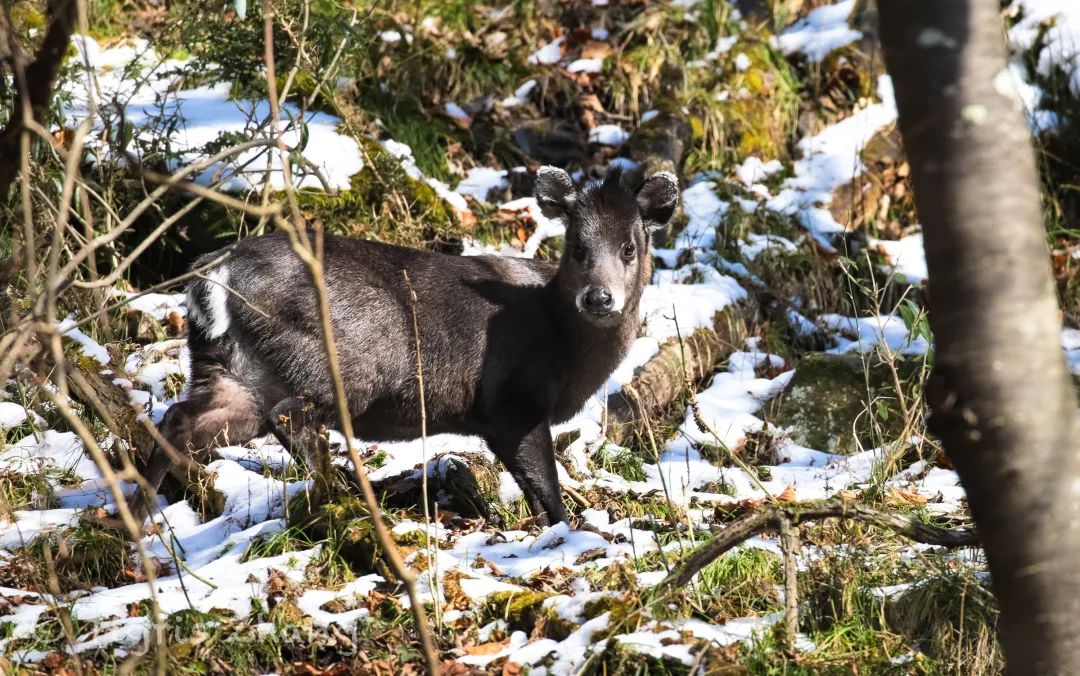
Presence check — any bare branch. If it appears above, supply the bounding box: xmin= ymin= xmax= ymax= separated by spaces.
xmin=259 ymin=1 xmax=440 ymax=669
xmin=779 ymin=516 xmax=799 ymax=653
xmin=660 ymin=496 xmax=978 ymax=590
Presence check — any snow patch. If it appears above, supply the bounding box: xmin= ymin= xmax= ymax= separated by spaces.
xmin=775 ymin=0 xmax=862 ymax=62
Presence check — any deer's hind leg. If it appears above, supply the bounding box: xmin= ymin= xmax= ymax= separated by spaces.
xmin=160 ymin=375 xmax=264 ymax=461
xmin=135 ymin=375 xmax=265 ymax=521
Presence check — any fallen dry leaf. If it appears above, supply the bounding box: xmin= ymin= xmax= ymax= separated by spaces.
xmin=456 ymin=207 xmax=477 ymax=228
xmin=442 ymin=570 xmax=472 ymax=611
xmin=464 ymin=639 xmax=510 ymax=656
xmin=502 ymin=661 xmax=524 ymax=676
xmin=574 ymin=547 xmax=606 ymax=565
xmin=166 ymin=310 xmax=185 ymax=336
xmin=777 ymin=484 xmax=797 ymax=503
xmin=889 ymin=487 xmax=928 ymax=506
xmin=580 ymin=40 xmax=611 ymax=60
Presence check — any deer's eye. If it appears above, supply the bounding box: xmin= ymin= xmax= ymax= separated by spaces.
xmin=573 ymin=244 xmax=587 ymax=262
xmin=622 ymin=242 xmax=636 ymax=261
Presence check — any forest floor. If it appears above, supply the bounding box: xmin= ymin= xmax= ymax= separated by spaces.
xmin=0 ymin=0 xmax=1078 ymax=673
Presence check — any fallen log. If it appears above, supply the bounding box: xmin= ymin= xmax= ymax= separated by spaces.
xmin=604 ymin=303 xmax=750 ymax=446
xmin=68 ymin=356 xmax=156 ymax=469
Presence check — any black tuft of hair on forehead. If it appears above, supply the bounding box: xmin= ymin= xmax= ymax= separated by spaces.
xmin=579 ymin=166 xmax=642 ymax=227
xmin=600 ymin=165 xmax=626 ymax=204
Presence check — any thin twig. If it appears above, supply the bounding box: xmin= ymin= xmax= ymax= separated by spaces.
xmin=71 ymin=196 xmax=205 ymax=289
xmin=52 ymin=138 xmax=281 ymax=283
xmin=259 ymin=0 xmax=439 ymax=669
xmin=64 ymin=251 xmax=234 ymax=331
xmin=403 ymin=270 xmax=441 ymax=633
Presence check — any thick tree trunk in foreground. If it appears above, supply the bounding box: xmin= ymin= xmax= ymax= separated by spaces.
xmin=879 ymin=1 xmax=1080 ymax=672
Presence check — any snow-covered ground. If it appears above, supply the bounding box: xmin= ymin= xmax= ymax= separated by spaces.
xmin=63 ymin=37 xmax=364 ymax=192
xmin=8 ymin=0 xmax=1061 ymax=669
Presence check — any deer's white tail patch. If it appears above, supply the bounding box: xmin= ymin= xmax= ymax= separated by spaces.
xmin=188 ymin=266 xmax=232 ymax=339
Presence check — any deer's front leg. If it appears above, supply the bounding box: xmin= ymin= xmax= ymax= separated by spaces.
xmin=487 ymin=420 xmax=567 ymax=526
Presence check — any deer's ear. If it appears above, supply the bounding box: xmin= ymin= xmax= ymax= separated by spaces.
xmin=636 ymin=172 xmax=680 ymax=229
xmin=534 ymin=166 xmax=577 ymax=221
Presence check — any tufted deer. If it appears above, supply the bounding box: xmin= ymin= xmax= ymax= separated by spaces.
xmin=151 ymin=166 xmax=678 ymax=525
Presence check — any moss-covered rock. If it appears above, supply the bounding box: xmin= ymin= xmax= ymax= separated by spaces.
xmin=583 ymin=594 xmax=639 ymax=630
xmin=485 ymin=591 xmax=636 ymax=640
xmin=484 ymin=590 xmax=554 ymax=634
xmin=768 ymin=352 xmax=923 ymax=454
xmin=624 ymin=106 xmax=693 ymax=176
xmin=289 ymin=495 xmax=388 ymax=576
xmin=292 ymin=136 xmax=466 ymax=250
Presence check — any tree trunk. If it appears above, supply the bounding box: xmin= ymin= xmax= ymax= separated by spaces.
xmin=624 ymin=106 xmax=693 ymax=246
xmin=0 ymin=0 xmax=77 ymax=196
xmin=879 ymin=1 xmax=1080 ymax=672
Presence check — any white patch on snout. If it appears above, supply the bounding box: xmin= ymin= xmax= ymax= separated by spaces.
xmin=575 ymin=289 xmax=588 ymax=313
xmin=610 ymin=288 xmax=626 ymax=313
xmin=201 ymin=266 xmax=232 ymax=339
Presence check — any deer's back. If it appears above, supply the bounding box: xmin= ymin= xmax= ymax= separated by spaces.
xmin=189 ymin=233 xmax=565 ymax=434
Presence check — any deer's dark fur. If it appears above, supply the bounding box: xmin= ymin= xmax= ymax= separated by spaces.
xmin=152 ymin=167 xmax=679 ymax=524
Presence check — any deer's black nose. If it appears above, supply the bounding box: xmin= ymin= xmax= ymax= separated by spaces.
xmin=583 ymin=287 xmax=614 ymax=315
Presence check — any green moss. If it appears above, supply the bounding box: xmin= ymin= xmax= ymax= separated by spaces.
xmin=679 ymin=20 xmax=800 ymax=173
xmin=10 ymin=5 xmax=46 ymax=32
xmin=392 ymin=528 xmax=430 ymax=549
xmin=292 ymin=136 xmax=465 ymax=250
xmin=288 ymin=494 xmax=390 ymax=578
xmin=768 ymin=352 xmax=923 ymax=455
xmin=484 ymin=591 xmax=554 ymax=633
xmin=484 ymin=591 xmax=632 ymax=641
xmin=584 ymin=594 xmax=639 ymax=631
